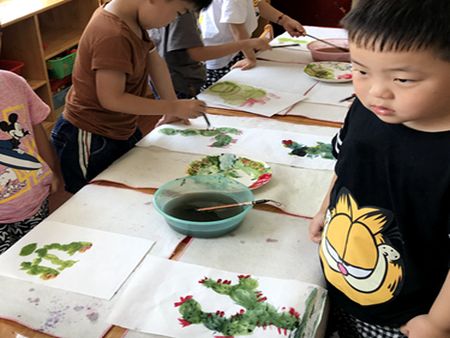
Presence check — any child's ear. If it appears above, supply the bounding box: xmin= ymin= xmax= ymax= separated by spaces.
xmin=9 ymin=113 xmax=18 ymax=124
xmin=0 ymin=121 xmax=9 ymax=132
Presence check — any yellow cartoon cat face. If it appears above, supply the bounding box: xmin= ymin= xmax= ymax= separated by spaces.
xmin=319 ymin=189 xmax=404 ymax=306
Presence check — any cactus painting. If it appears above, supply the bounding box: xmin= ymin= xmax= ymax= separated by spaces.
xmin=204 ymin=81 xmax=275 ymax=107
xmin=107 ymin=255 xmax=327 ymax=337
xmin=0 ymin=221 xmax=155 ymax=299
xmin=159 ymin=127 xmax=242 ymax=148
xmin=174 ymin=275 xmax=321 ymax=337
xmin=282 ymin=139 xmax=334 ymax=160
xmin=19 ymin=241 xmax=92 ymax=280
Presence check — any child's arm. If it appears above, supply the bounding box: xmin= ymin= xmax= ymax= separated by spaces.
xmin=187 ymin=38 xmax=270 ymax=62
xmin=258 ymin=1 xmax=305 ymax=37
xmin=95 ymin=50 xmax=206 ymax=120
xmin=401 ymin=271 xmax=450 ymax=338
xmin=228 ymin=23 xmax=258 ymax=70
xmin=309 ymin=174 xmax=337 ymax=243
xmin=147 ymin=49 xmax=204 ymax=125
xmin=33 ymin=123 xmax=60 ymax=193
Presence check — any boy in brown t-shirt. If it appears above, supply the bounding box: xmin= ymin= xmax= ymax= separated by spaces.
xmin=51 ymin=0 xmax=212 ymax=193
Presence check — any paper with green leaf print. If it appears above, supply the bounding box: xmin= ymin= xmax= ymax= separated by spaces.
xmin=0 ymin=220 xmax=154 ymax=299
xmin=198 ymin=61 xmax=308 ymax=117
xmin=108 ymin=256 xmax=327 ymax=338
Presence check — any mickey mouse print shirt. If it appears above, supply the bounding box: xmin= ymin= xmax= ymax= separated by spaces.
xmin=0 ymin=70 xmax=53 ymax=223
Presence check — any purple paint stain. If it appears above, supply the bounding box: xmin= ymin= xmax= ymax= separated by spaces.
xmin=266 ymin=238 xmax=278 ymax=243
xmin=40 ymin=309 xmax=65 ymax=331
xmin=86 ymin=312 xmax=99 ymax=322
xmin=73 ymin=305 xmax=84 ymax=311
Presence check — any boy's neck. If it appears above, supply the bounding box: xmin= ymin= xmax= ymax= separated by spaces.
xmin=403 ymin=115 xmax=450 ymax=133
xmin=104 ymin=0 xmax=143 ymax=39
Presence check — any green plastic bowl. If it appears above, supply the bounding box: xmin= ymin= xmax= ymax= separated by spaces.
xmin=153 ymin=175 xmax=254 ymax=238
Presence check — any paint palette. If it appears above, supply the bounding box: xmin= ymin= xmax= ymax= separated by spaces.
xmin=187 ymin=153 xmax=272 ymax=190
xmin=303 ymin=61 xmax=352 ymax=83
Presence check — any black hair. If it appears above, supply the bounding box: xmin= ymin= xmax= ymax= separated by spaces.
xmin=341 ymin=0 xmax=450 ymax=61
xmin=187 ymin=0 xmax=212 ymax=11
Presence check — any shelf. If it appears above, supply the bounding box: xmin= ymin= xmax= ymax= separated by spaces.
xmin=28 ymin=79 xmax=47 ymax=90
xmin=42 ymin=26 xmax=83 ymax=60
xmin=2 ymin=0 xmax=97 ymax=125
xmin=0 ymin=0 xmax=69 ymax=27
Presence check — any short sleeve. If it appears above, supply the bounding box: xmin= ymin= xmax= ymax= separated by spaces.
xmin=91 ymin=35 xmax=134 ymax=75
xmin=331 ymin=99 xmax=360 ymax=159
xmin=221 ymin=0 xmax=249 ymax=24
xmin=447 ymin=215 xmax=450 ymax=267
xmin=167 ymin=12 xmax=204 ymax=51
xmin=17 ymin=75 xmax=50 ymax=125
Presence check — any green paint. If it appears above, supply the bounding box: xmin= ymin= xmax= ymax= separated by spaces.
xmin=188 ymin=154 xmax=270 ymax=181
xmin=20 ymin=243 xmax=37 ymax=256
xmin=159 ymin=127 xmax=242 ymax=148
xmin=293 ymin=289 xmax=319 ymax=338
xmin=304 ymin=63 xmax=335 ymax=79
xmin=282 ymin=139 xmax=333 ymax=159
xmin=20 ymin=241 xmax=92 ymax=280
xmin=206 ymin=81 xmax=267 ymax=106
xmin=277 ymin=37 xmax=308 ymax=44
xmin=175 ymin=275 xmax=308 ymax=336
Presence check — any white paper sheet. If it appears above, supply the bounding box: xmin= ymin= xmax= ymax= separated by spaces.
xmin=108 ymin=256 xmax=327 ymax=338
xmin=0 ymin=221 xmax=154 ymax=300
xmin=257 ymin=47 xmax=314 ymax=64
xmin=0 ymin=185 xmax=186 ymax=338
xmin=92 ymin=146 xmax=333 ymax=218
xmin=0 ymin=276 xmax=116 ymax=338
xmin=286 ymin=101 xmax=348 ymax=123
xmin=274 ymin=27 xmax=348 ymax=46
xmin=197 ymin=60 xmax=315 ymax=116
xmin=137 ymin=123 xmax=335 ymax=171
xmin=198 ymin=81 xmax=305 ymax=117
xmin=139 ymin=114 xmax=339 ymax=140
xmin=203 ymin=60 xmax=315 ymax=95
xmin=48 ymin=185 xmax=185 ymax=258
xmin=303 ymin=81 xmax=354 ymax=107
xmin=180 ymin=209 xmax=325 ymax=284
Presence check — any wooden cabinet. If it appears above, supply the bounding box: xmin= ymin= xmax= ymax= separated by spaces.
xmin=0 ymin=0 xmax=98 ymax=133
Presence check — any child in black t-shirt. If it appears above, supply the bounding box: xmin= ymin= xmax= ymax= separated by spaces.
xmin=309 ymin=0 xmax=450 ymax=337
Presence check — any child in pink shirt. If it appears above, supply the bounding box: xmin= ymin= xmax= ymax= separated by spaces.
xmin=0 ymin=29 xmax=59 ymax=254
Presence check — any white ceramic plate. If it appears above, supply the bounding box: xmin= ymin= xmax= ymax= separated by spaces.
xmin=187 ymin=153 xmax=272 ymax=190
xmin=304 ymin=61 xmax=352 ymax=83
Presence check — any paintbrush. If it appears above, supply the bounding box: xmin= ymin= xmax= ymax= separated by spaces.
xmin=339 ymin=93 xmax=356 ymax=103
xmin=305 ymin=33 xmax=349 ymax=52
xmin=271 ymin=43 xmax=301 ymax=48
xmin=194 ymin=95 xmax=212 ymax=130
xmin=196 ymin=199 xmax=279 ymax=212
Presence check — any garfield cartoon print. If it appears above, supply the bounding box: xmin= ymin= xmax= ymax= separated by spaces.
xmin=319 ymin=188 xmax=404 ymax=306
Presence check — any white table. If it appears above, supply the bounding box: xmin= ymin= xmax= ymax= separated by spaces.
xmin=0 ymin=26 xmax=352 ymax=338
